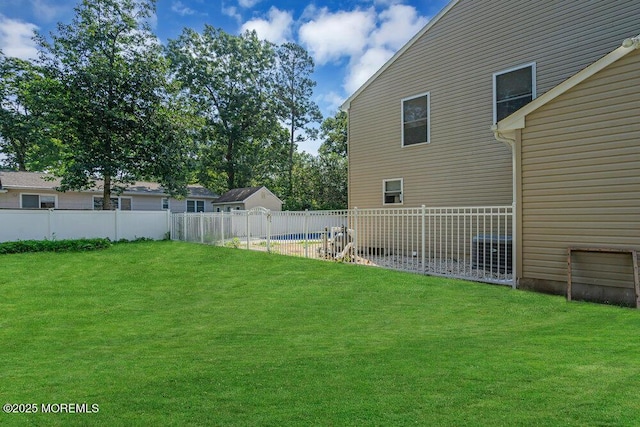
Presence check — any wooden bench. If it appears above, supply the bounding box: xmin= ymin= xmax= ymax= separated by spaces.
xmin=567 ymin=247 xmax=640 ymax=308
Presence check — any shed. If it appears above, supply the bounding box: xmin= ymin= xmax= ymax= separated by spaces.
xmin=212 ymin=186 xmax=282 ymax=212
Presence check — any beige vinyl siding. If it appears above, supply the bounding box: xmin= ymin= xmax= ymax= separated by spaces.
xmin=245 ymin=190 xmax=282 ymax=211
xmin=348 ymin=0 xmax=640 ymax=208
xmin=520 ymin=49 xmax=640 ymax=289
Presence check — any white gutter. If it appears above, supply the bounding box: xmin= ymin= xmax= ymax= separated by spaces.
xmin=491 ymin=125 xmax=515 ymax=149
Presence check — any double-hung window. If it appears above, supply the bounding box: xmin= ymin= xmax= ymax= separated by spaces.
xmin=93 ymin=196 xmax=132 ymax=210
xmin=186 ymin=199 xmax=205 ymax=213
xmin=383 ymin=179 xmax=403 ymax=205
xmin=493 ymin=63 xmax=536 ymax=123
xmin=402 ymin=92 xmax=430 ymax=146
xmin=21 ymin=194 xmax=56 ymax=209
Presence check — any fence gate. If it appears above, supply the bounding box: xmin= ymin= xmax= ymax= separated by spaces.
xmin=246 ymin=207 xmax=271 ymax=251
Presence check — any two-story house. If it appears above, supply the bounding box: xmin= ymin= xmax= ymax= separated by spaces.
xmin=342 ymin=0 xmax=639 ymax=304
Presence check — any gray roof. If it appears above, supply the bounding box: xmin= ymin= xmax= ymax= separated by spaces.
xmin=213 ymin=186 xmax=264 ymax=204
xmin=0 ymin=171 xmax=217 ymax=198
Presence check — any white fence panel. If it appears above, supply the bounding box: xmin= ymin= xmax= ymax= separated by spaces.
xmin=117 ymin=211 xmax=171 ymax=240
xmin=170 ymin=206 xmax=515 ymax=286
xmin=0 ymin=209 xmax=170 ymax=242
xmin=0 ymin=210 xmax=51 ymax=241
xmin=50 ymin=210 xmax=117 ymax=240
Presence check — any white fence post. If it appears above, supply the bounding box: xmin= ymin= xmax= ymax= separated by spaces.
xmin=221 ymin=214 xmax=225 ymax=246
xmin=246 ymin=211 xmax=250 ymax=249
xmin=353 ymin=207 xmax=358 ymax=263
xmin=266 ymin=210 xmax=271 ymax=253
xmin=304 ymin=209 xmax=309 ymax=258
xmin=512 ymin=202 xmax=517 ymax=289
xmin=166 ymin=209 xmax=171 ymax=239
xmin=199 ymin=212 xmax=204 ymax=244
xmin=421 ymin=205 xmax=426 ymax=274
xmin=48 ymin=208 xmax=53 ymax=240
xmin=115 ymin=209 xmax=120 ymax=241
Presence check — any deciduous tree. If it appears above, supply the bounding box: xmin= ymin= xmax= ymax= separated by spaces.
xmin=167 ymin=27 xmax=283 ymax=194
xmin=0 ymin=55 xmax=60 ymax=171
xmin=37 ymin=0 xmax=193 ymax=209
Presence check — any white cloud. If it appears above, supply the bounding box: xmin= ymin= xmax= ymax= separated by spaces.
xmin=299 ymin=8 xmax=376 ymax=65
xmin=222 ymin=4 xmax=241 ymax=24
xmin=30 ymin=0 xmax=67 ymax=22
xmin=238 ymin=0 xmax=261 ymax=8
xmin=373 ymin=0 xmax=395 ymax=5
xmin=171 ymin=1 xmax=197 ymax=16
xmin=372 ymin=4 xmax=427 ymax=51
xmin=300 ymin=3 xmax=429 ymax=96
xmin=0 ymin=14 xmax=39 ymax=60
xmin=341 ymin=4 xmax=428 ymax=93
xmin=344 ymin=46 xmax=394 ymax=94
xmin=240 ymin=7 xmax=292 ymax=44
xmin=319 ymin=91 xmax=346 ymax=115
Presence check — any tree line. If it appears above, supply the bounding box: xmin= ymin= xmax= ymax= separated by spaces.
xmin=0 ymin=0 xmax=347 ymax=210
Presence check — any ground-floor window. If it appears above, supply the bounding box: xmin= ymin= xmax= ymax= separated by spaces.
xmin=383 ymin=179 xmax=403 ymax=205
xmin=186 ymin=199 xmax=205 ymax=212
xmin=93 ymin=196 xmax=132 ymax=210
xmin=21 ymin=194 xmax=56 ymax=209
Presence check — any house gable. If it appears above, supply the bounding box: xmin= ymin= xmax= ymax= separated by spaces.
xmin=212 ymin=186 xmax=283 ymax=211
xmin=494 ymin=35 xmax=640 ymax=140
xmin=344 ymin=0 xmax=640 ymax=209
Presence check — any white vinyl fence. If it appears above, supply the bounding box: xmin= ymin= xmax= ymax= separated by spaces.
xmin=0 ymin=209 xmax=171 ymax=242
xmin=171 ymin=206 xmax=515 ymax=286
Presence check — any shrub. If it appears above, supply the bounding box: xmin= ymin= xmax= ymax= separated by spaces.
xmin=0 ymin=238 xmax=112 ymax=255
xmin=115 ymin=237 xmax=155 ymax=244
xmin=224 ymin=237 xmax=242 ymax=249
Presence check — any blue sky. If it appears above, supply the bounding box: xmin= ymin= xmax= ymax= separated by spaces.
xmin=0 ymin=0 xmax=450 ymax=152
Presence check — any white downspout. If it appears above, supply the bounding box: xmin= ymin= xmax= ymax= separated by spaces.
xmin=492 ymin=125 xmax=518 ymax=289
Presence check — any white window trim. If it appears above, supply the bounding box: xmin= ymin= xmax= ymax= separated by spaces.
xmin=92 ymin=196 xmax=132 ymax=210
xmin=186 ymin=199 xmax=205 ymax=213
xmin=20 ymin=193 xmax=58 ymax=209
xmin=119 ymin=196 xmax=132 ymax=211
xmin=382 ymin=178 xmax=403 ymax=206
xmin=493 ymin=62 xmax=536 ymax=124
xmin=401 ymin=92 xmax=430 ymax=147
xmin=161 ymin=197 xmax=170 ymax=210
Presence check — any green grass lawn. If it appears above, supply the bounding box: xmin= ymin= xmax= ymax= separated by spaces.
xmin=1 ymin=241 xmax=640 ymax=426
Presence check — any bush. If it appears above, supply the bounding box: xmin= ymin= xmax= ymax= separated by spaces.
xmin=0 ymin=238 xmax=112 ymax=255
xmin=114 ymin=237 xmax=155 ymax=244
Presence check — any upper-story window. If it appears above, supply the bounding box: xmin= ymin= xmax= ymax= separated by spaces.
xmin=493 ymin=63 xmax=536 ymax=123
xmin=402 ymin=92 xmax=430 ymax=146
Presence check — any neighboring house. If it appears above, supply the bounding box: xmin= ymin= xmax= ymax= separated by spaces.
xmin=342 ymin=0 xmax=639 ymax=303
xmin=212 ymin=186 xmax=282 ymax=212
xmin=0 ymin=171 xmax=218 ymax=213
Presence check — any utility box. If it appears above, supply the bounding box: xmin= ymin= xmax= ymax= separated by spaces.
xmin=472 ymin=235 xmax=512 ymax=274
